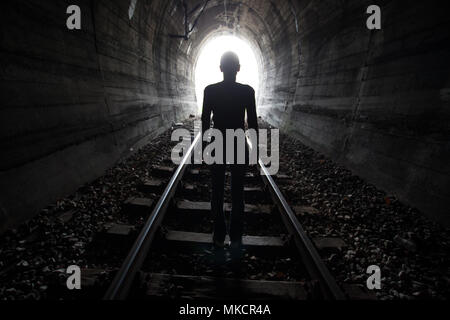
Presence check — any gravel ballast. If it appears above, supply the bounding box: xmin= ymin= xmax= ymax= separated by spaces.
xmin=0 ymin=120 xmax=448 ymax=300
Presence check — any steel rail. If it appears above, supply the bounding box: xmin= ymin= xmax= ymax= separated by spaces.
xmin=103 ymin=133 xmax=201 ymax=300
xmin=104 ymin=131 xmax=344 ymax=300
xmin=258 ymin=160 xmax=346 ymax=300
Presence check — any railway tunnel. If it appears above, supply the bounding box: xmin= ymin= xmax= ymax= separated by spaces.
xmin=0 ymin=0 xmax=449 ymax=301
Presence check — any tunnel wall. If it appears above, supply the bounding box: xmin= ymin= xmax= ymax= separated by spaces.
xmin=260 ymin=0 xmax=450 ymax=224
xmin=1 ymin=0 xmax=449 ymax=231
xmin=0 ymin=0 xmax=197 ymax=232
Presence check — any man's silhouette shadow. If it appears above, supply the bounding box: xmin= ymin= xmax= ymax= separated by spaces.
xmin=201 ymin=51 xmax=258 ymax=257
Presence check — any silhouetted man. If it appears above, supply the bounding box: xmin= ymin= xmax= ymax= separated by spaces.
xmin=201 ymin=52 xmax=258 ymax=253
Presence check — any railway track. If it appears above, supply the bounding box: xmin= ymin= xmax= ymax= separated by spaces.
xmin=102 ymin=125 xmax=346 ymax=301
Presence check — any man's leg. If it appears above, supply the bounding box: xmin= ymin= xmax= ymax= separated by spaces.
xmin=211 ymin=164 xmax=226 ymax=245
xmin=230 ymin=164 xmax=246 ymax=243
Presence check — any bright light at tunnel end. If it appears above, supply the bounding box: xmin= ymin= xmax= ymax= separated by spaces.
xmin=173 ymin=35 xmax=279 ymax=176
xmin=194 ymin=35 xmax=260 ymax=113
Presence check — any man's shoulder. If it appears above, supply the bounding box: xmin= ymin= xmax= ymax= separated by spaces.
xmin=204 ymin=82 xmax=222 ymax=92
xmin=205 ymin=82 xmax=255 ymax=94
xmin=236 ymin=83 xmax=255 ymax=94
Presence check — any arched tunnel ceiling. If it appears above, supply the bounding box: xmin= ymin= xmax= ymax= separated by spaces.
xmin=165 ymin=0 xmax=302 ymax=121
xmin=0 ymin=0 xmax=449 ymax=232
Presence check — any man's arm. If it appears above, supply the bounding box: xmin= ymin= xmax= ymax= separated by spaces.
xmin=247 ymin=87 xmax=258 ymax=131
xmin=201 ymin=87 xmax=212 ymax=152
xmin=247 ymin=87 xmax=259 ymax=162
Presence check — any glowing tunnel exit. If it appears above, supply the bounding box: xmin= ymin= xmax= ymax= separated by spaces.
xmin=194 ymin=35 xmax=260 ymax=113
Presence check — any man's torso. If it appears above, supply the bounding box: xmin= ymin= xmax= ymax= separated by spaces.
xmin=205 ymin=82 xmax=254 ymax=131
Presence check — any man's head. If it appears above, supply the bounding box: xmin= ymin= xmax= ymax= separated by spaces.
xmin=220 ymin=51 xmax=240 ymax=75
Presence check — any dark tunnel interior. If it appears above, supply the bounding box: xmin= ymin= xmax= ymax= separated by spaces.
xmin=1 ymin=0 xmax=449 ymax=232
xmin=0 ymin=0 xmax=449 ymax=303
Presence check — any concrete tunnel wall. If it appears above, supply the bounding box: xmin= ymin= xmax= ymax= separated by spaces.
xmin=0 ymin=0 xmax=198 ymax=232
xmin=0 ymin=0 xmax=449 ymax=232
